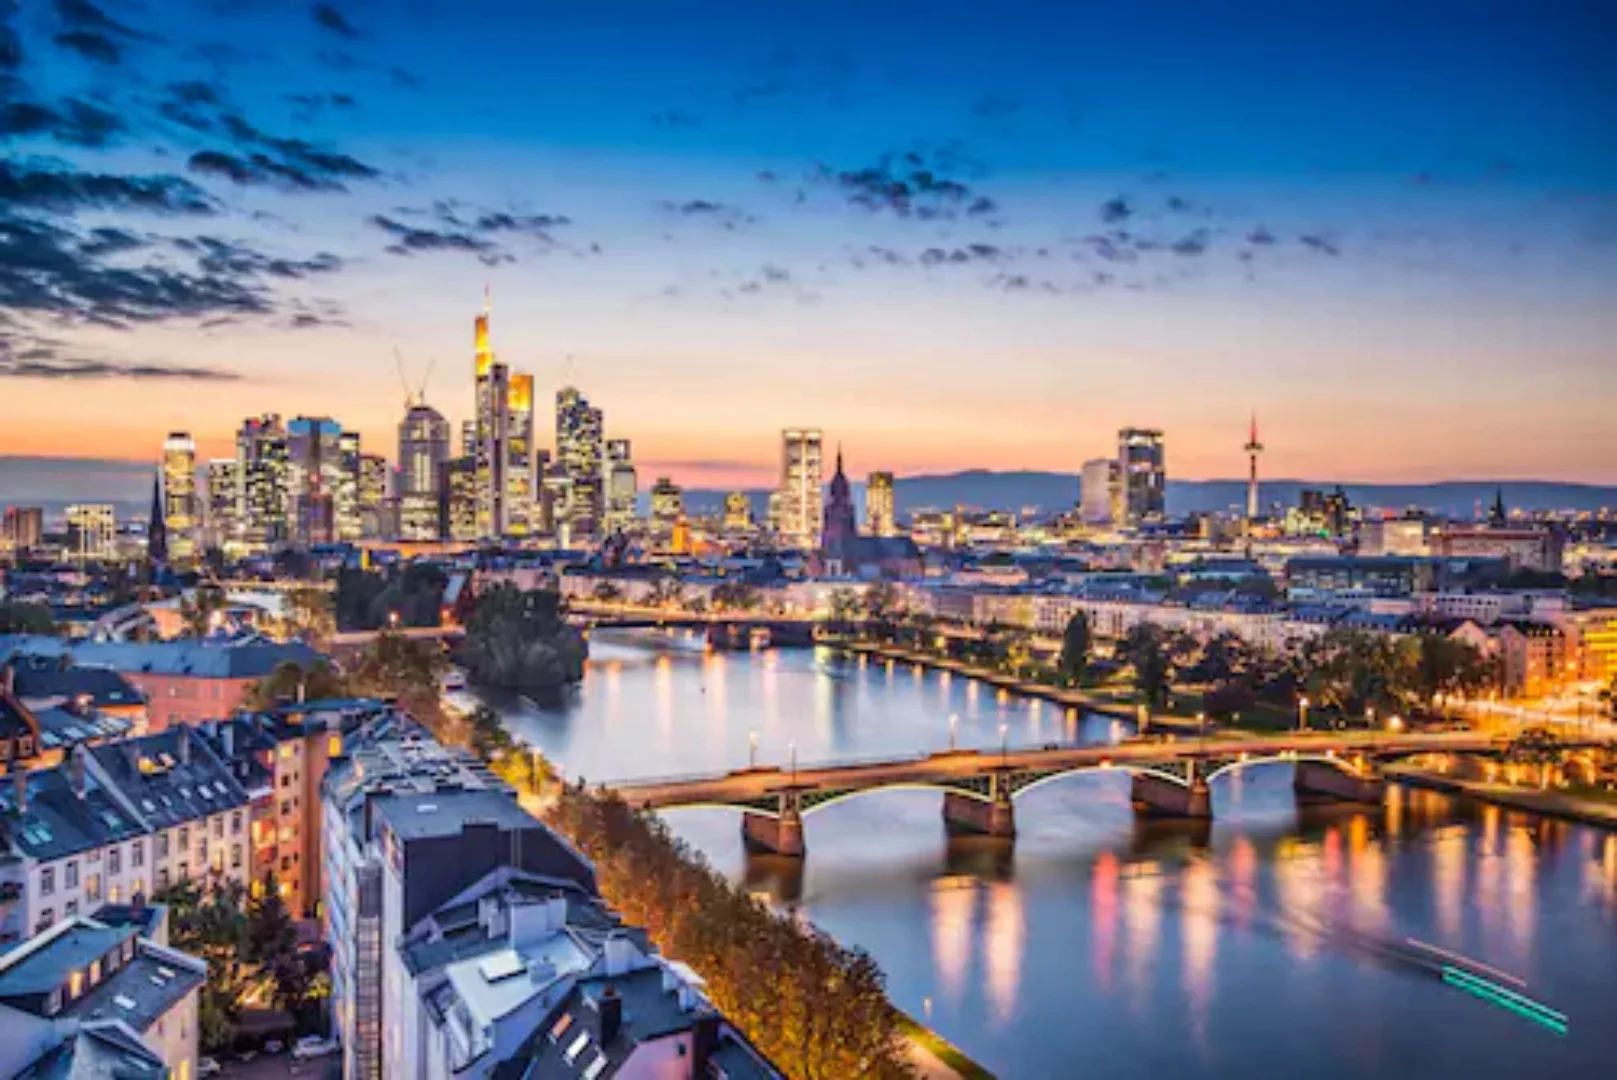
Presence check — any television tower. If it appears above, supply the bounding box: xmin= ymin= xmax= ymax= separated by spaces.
xmin=1244 ymin=412 xmax=1263 ymax=522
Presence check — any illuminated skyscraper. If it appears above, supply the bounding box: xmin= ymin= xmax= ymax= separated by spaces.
xmin=1118 ymin=427 xmax=1166 ymax=524
xmin=2 ymin=506 xmax=44 ymax=556
xmin=605 ymin=438 xmax=637 ymax=534
xmin=650 ymin=477 xmax=683 ymax=540
xmin=358 ymin=453 xmax=390 ymax=539
xmin=723 ymin=491 xmax=752 ymax=532
xmin=335 ymin=430 xmax=363 ymax=542
xmin=439 ymin=457 xmax=479 ymax=542
xmin=204 ymin=458 xmax=240 ymax=550
xmin=287 ymin=416 xmax=345 ymax=545
xmin=506 ymin=373 xmax=535 ymax=537
xmin=65 ymin=504 xmax=116 ymax=562
xmin=473 ymin=295 xmax=508 ymax=537
xmin=1080 ymin=458 xmax=1121 ymax=526
xmin=777 ymin=429 xmax=823 ymax=548
xmin=556 ymin=386 xmax=604 ymax=540
xmin=399 ymin=402 xmax=450 ymax=541
xmin=865 ymin=471 xmax=895 ymax=537
xmin=236 ymin=414 xmax=289 ymax=548
xmin=161 ymin=432 xmax=198 ymax=563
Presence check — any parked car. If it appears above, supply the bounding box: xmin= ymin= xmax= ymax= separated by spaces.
xmin=198 ymin=1059 xmax=221 ymax=1078
xmin=293 ymin=1036 xmax=340 ymax=1060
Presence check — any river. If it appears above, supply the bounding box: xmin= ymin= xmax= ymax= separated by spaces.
xmin=489 ymin=630 xmax=1617 ymax=1079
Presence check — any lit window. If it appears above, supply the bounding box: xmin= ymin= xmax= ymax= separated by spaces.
xmin=68 ymin=970 xmax=83 ymax=999
xmin=65 ymin=861 xmax=79 ymax=889
xmin=90 ymin=959 xmax=101 ymax=985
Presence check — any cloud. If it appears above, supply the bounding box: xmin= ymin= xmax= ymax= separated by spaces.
xmin=54 ymin=0 xmax=144 ymax=37
xmin=286 ymin=91 xmax=357 ymax=118
xmin=369 ymin=213 xmax=511 ymax=265
xmin=2 ymin=97 xmax=128 ymax=148
xmin=1099 ymin=197 xmax=1131 ymax=224
xmin=172 ymin=235 xmax=344 ymax=279
xmin=53 ymin=30 xmax=121 ymax=64
xmin=0 ymin=342 xmax=241 ymax=381
xmin=1247 ymin=227 xmax=1277 ymax=245
xmin=178 ymin=109 xmax=380 ymax=191
xmin=650 ymin=110 xmax=702 ymax=130
xmin=1170 ymin=231 xmax=1209 ymax=256
xmin=0 ymin=159 xmax=217 ymax=214
xmin=819 ymin=147 xmax=988 ymax=220
xmin=919 ymin=243 xmax=1004 ymax=266
xmin=1299 ymin=234 xmax=1341 ymax=256
xmin=658 ymin=198 xmax=756 ymax=230
xmin=310 ymin=2 xmax=357 ymax=38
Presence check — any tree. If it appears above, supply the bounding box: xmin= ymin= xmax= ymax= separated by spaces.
xmin=827 ymin=588 xmax=861 ymax=634
xmin=1057 ymin=611 xmax=1091 ymax=686
xmin=347 ymin=631 xmax=447 ymax=724
xmin=180 ymin=584 xmax=227 ymax=638
xmin=159 ymin=879 xmax=250 ymax=1053
xmin=1123 ymin=623 xmax=1173 ymax=709
xmin=458 ymin=584 xmax=585 ymax=693
xmin=0 ymin=600 xmax=56 ymax=635
xmin=711 ymin=580 xmax=760 ymax=612
xmin=283 ymin=586 xmax=335 ymax=642
xmin=592 ymin=580 xmax=624 ymax=603
xmin=468 ymin=703 xmax=515 ymax=761
xmin=246 ymin=872 xmax=298 ymax=968
xmin=248 ymin=658 xmax=349 ymax=709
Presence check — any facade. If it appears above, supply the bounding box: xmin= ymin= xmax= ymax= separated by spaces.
xmin=473 ymin=302 xmax=509 ymax=538
xmin=237 ymin=414 xmax=290 ymax=548
xmin=1079 ymin=458 xmax=1120 ymax=525
xmin=399 ymin=402 xmax=451 ymax=541
xmin=0 ymin=914 xmax=206 ymax=1080
xmin=650 ymin=477 xmax=683 ymax=541
xmin=1496 ymin=622 xmax=1565 ymax=697
xmin=161 ymin=433 xmax=198 ymax=564
xmin=866 ymin=471 xmax=896 ymax=537
xmin=1118 ymin=427 xmax=1165 ymax=524
xmin=777 ymin=428 xmax=823 ymax=549
xmin=1430 ymin=526 xmax=1565 ymax=574
xmin=507 ymin=373 xmax=536 ymax=537
xmin=203 ymin=458 xmax=240 ymax=551
xmin=285 ymin=416 xmax=344 ymax=546
xmin=334 ymin=430 xmax=363 ymax=542
xmin=3 ymin=506 xmax=44 ymax=556
xmin=440 ymin=457 xmax=480 ymax=543
xmin=64 ymin=504 xmax=116 ymax=563
xmin=1360 ymin=518 xmax=1428 ymax=557
xmin=723 ymin=491 xmax=753 ymax=532
xmin=819 ymin=452 xmax=923 ymax=579
xmin=557 ymin=386 xmax=605 ymax=541
xmin=605 ymin=438 xmax=637 ymax=535
xmin=358 ymin=452 xmax=391 ymax=539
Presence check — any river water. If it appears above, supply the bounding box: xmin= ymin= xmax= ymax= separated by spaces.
xmin=491 ymin=630 xmax=1617 ymax=1079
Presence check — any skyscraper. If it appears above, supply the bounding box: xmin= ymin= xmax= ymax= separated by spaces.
xmin=66 ymin=504 xmax=116 ymax=562
xmin=650 ymin=477 xmax=683 ymax=540
xmin=335 ymin=429 xmax=363 ymax=542
xmin=723 ymin=491 xmax=752 ymax=532
xmin=358 ymin=453 xmax=390 ymax=538
xmin=1080 ymin=458 xmax=1121 ymax=525
xmin=1118 ymin=427 xmax=1166 ymax=524
xmin=605 ymin=437 xmax=637 ymax=534
xmin=777 ymin=429 xmax=823 ymax=548
xmin=398 ymin=402 xmax=450 ymax=541
xmin=237 ymin=414 xmax=289 ymax=548
xmin=204 ymin=458 xmax=240 ymax=550
xmin=865 ymin=471 xmax=895 ymax=537
xmin=556 ymin=386 xmax=604 ymax=540
xmin=473 ymin=296 xmax=508 ymax=538
xmin=161 ymin=432 xmax=198 ymax=563
xmin=505 ymin=373 xmax=535 ymax=537
xmin=439 ymin=457 xmax=479 ymax=542
xmin=1244 ymin=413 xmax=1263 ymax=523
xmin=287 ymin=416 xmax=345 ymax=545
xmin=2 ymin=506 xmax=44 ymax=556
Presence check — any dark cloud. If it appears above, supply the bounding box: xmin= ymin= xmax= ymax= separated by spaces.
xmin=760 ymin=264 xmax=790 ymax=283
xmin=2 ymin=98 xmax=126 ymax=148
xmin=756 ymin=170 xmax=777 ymax=183
xmin=0 ymin=341 xmax=240 ymax=381
xmin=401 ymin=200 xmax=574 ymax=251
xmin=0 ymin=159 xmax=217 ymax=214
xmin=821 ymin=148 xmax=986 ymax=219
xmin=54 ymin=0 xmax=143 ymax=36
xmin=1247 ymin=227 xmax=1276 ymax=245
xmin=286 ymin=91 xmax=356 ymax=117
xmin=369 ymin=214 xmax=511 ymax=266
xmin=310 ymin=2 xmax=357 ymax=38
xmin=474 ymin=210 xmax=570 ymax=235
xmin=53 ymin=30 xmax=121 ymax=64
xmin=1299 ymin=234 xmax=1341 ymax=256
xmin=1 ymin=25 xmax=21 ymax=73
xmin=1170 ymin=231 xmax=1209 ymax=256
xmin=658 ymin=199 xmax=756 ymax=230
xmin=172 ymin=235 xmax=344 ymax=279
xmin=77 ymin=227 xmax=146 ymax=256
xmin=1099 ymin=197 xmax=1131 ymax=224
xmin=966 ymin=196 xmax=997 ymax=216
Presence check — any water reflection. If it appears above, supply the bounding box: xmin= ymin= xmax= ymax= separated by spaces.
xmin=983 ymin=882 xmax=1023 ymax=1026
xmin=930 ymin=877 xmax=976 ymax=1008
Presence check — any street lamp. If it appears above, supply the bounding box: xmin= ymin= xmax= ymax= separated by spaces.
xmin=949 ymin=713 xmax=958 ymax=751
xmin=789 ymin=740 xmax=797 ymax=784
xmin=1298 ymin=696 xmax=1310 ymax=732
xmin=748 ymin=729 xmax=758 ymax=768
xmin=999 ymin=722 xmax=1009 ymax=765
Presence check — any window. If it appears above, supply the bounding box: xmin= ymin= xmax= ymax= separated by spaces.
xmin=177 ymin=861 xmax=189 ymax=881
xmin=40 ymin=867 xmax=54 ymax=896
xmin=280 ymin=774 xmax=290 ymax=788
xmin=213 ymin=817 xmax=223 ymax=839
xmin=231 ymin=812 xmax=242 ymax=835
xmin=157 ymin=868 xmax=170 ymax=889
xmin=280 ymin=800 xmax=292 ymax=816
xmin=85 ymin=874 xmax=101 ymax=903
xmin=90 ymin=959 xmax=101 ymax=984
xmin=38 ymin=908 xmax=53 ymax=931
xmin=68 ymin=970 xmax=83 ymax=1000
xmin=108 ymin=847 xmax=121 ymax=875
xmin=178 ymin=827 xmax=189 ymax=849
xmin=65 ymin=900 xmax=77 ymax=917
xmin=156 ymin=833 xmax=169 ymax=859
xmin=132 ymin=840 xmax=144 ymax=868
xmin=45 ymin=989 xmax=61 ymax=1016
xmin=65 ymin=861 xmax=78 ymax=889
xmin=231 ymin=844 xmax=242 ymax=869
xmin=18 ymin=737 xmax=32 ymax=757
xmin=211 ymin=848 xmax=223 ymax=873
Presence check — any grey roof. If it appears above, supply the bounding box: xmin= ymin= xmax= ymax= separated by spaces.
xmin=87 ymin=728 xmax=249 ymax=830
xmin=7 ymin=659 xmax=145 ymax=710
xmin=62 ymin=640 xmax=323 ymax=680
xmin=373 ymin=789 xmax=542 ymax=842
xmin=69 ymin=942 xmax=205 ymax=1033
xmin=30 ymin=707 xmax=133 ymax=752
xmin=0 ymin=762 xmax=147 ymax=862
xmin=13 ymin=1021 xmax=167 ymax=1080
xmin=87 ymin=903 xmax=166 ymax=941
xmin=0 ymin=921 xmax=130 ymax=998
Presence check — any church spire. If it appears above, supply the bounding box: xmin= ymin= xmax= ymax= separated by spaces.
xmin=147 ymin=468 xmax=167 ymax=565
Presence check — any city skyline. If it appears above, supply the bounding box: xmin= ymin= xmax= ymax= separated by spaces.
xmin=2 ymin=1 xmax=1615 ymax=485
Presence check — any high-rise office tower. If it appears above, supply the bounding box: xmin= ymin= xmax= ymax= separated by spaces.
xmin=473 ymin=296 xmax=508 ymax=537
xmin=358 ymin=453 xmax=390 ymax=539
xmin=161 ymin=432 xmax=198 ymax=563
xmin=236 ymin=414 xmax=289 ymax=548
xmin=650 ymin=477 xmax=683 ymax=540
xmin=1118 ymin=427 xmax=1166 ymax=524
xmin=2 ymin=506 xmax=44 ymax=556
xmin=399 ymin=402 xmax=450 ymax=541
xmin=556 ymin=386 xmax=604 ymax=540
xmin=505 ymin=373 xmax=535 ymax=537
xmin=461 ymin=419 xmax=477 ymax=460
xmin=777 ymin=429 xmax=823 ymax=548
xmin=65 ymin=504 xmax=116 ymax=562
xmin=723 ymin=491 xmax=752 ymax=532
xmin=1080 ymin=458 xmax=1121 ymax=525
xmin=335 ymin=430 xmax=363 ymax=542
xmin=540 ymin=463 xmax=572 ymax=545
xmin=604 ymin=438 xmax=637 ymax=534
xmin=204 ymin=458 xmax=240 ymax=550
xmin=286 ymin=416 xmax=344 ymax=545
xmin=865 ymin=471 xmax=895 ymax=537
xmin=439 ymin=457 xmax=479 ymax=542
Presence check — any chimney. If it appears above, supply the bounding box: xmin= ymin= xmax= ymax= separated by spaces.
xmin=176 ymin=725 xmax=191 ymax=766
xmin=69 ymin=745 xmax=87 ymax=799
xmin=596 ymin=986 xmax=622 ymax=1046
xmin=12 ymin=769 xmax=27 ymax=813
xmin=603 ymin=930 xmax=637 ymax=977
xmin=220 ymin=722 xmax=235 ymax=760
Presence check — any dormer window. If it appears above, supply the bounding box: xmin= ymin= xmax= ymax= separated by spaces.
xmin=68 ymin=969 xmax=83 ymax=1000
xmin=45 ymin=988 xmax=61 ymax=1016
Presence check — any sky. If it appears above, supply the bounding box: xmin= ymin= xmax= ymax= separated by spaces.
xmin=2 ymin=0 xmax=1615 ymax=490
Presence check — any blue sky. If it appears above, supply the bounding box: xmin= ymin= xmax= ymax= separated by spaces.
xmin=2 ymin=0 xmax=1614 ymax=485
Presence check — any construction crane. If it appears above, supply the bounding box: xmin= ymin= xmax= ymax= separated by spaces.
xmin=395 ymin=348 xmax=437 ymax=408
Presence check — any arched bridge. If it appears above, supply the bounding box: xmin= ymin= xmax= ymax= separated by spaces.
xmin=604 ymin=731 xmax=1614 ymax=857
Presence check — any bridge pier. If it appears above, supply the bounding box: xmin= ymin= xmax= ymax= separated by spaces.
xmin=1293 ymin=756 xmax=1386 ymax=804
xmin=942 ymin=791 xmax=1016 ymax=838
xmin=1131 ymin=771 xmax=1212 ymax=819
xmin=741 ymin=793 xmax=805 ymax=856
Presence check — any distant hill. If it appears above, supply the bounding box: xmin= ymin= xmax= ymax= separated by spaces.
xmin=681 ymin=472 xmax=1617 ymax=519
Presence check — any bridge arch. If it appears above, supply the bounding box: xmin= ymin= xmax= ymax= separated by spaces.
xmin=800 ymin=781 xmax=991 ymax=816
xmin=1204 ymin=751 xmax=1372 ymax=784
xmin=1010 ymin=763 xmax=1192 ymax=801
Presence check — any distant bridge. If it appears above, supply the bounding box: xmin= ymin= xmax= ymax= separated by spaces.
xmin=603 ymin=731 xmax=1615 ymax=856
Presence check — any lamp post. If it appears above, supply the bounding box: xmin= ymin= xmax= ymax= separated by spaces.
xmin=999 ymin=722 xmax=1009 ymax=766
xmin=949 ymin=714 xmax=958 ymax=751
xmin=748 ymin=729 xmax=758 ymax=769
xmin=1298 ymin=695 xmax=1310 ymax=732
xmin=789 ymin=740 xmax=797 ymax=785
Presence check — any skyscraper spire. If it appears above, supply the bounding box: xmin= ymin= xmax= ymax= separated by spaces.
xmin=1243 ymin=411 xmax=1263 ymax=524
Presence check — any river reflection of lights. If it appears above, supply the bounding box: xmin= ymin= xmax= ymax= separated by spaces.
xmin=1432 ymin=828 xmax=1467 ymax=941
xmin=929 ymin=876 xmax=977 ymax=1007
xmin=1503 ymin=829 xmax=1537 ymax=962
xmin=1181 ymin=857 xmax=1218 ymax=1042
xmin=1091 ymin=852 xmax=1120 ymax=991
xmin=984 ymin=882 xmax=1023 ymax=1026
xmin=654 ymin=654 xmax=674 ymax=735
xmin=1228 ymin=835 xmax=1257 ymax=930
xmin=1120 ymin=864 xmax=1162 ymax=1015
xmin=1272 ymin=838 xmax=1326 ymax=961
xmin=1345 ymin=816 xmax=1389 ymax=934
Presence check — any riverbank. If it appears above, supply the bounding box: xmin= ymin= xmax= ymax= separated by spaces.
xmin=897 ymin=1012 xmax=996 ymax=1080
xmin=1388 ymin=765 xmax=1617 ymax=831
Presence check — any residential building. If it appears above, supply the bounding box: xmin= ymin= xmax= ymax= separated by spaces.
xmin=64 ymin=505 xmax=116 ymax=563
xmin=0 ymin=914 xmax=206 ymax=1080
xmin=1496 ymin=622 xmax=1565 ymax=697
xmin=161 ymin=433 xmax=198 ymax=564
xmin=1430 ymin=525 xmax=1565 ymax=574
xmin=1080 ymin=458 xmax=1120 ymax=526
xmin=777 ymin=429 xmax=823 ymax=549
xmin=1117 ymin=428 xmax=1165 ymax=524
xmin=1360 ymin=518 xmax=1428 ymax=557
xmin=399 ymin=401 xmax=451 ymax=541
xmin=866 ymin=470 xmax=896 ymax=537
